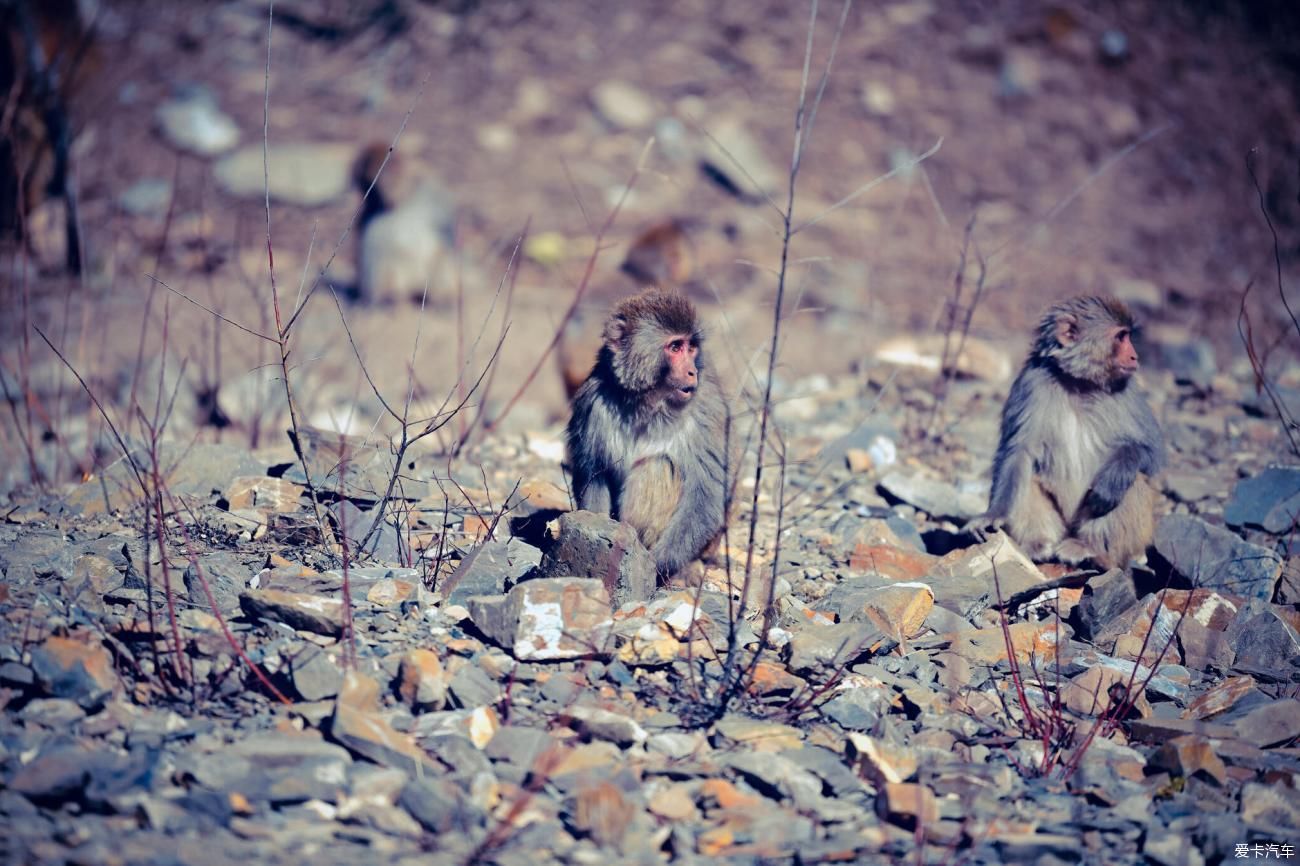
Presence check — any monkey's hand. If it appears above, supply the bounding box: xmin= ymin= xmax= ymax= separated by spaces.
xmin=966 ymin=515 xmax=1007 ymax=544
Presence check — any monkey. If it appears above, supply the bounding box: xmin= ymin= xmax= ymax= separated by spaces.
xmin=1 ymin=0 xmax=97 ymax=274
xmin=350 ymin=142 xmax=455 ymax=304
xmin=566 ymin=289 xmax=729 ymax=579
xmin=986 ymin=295 xmax=1164 ymax=570
xmin=620 ymin=219 xmax=694 ymax=287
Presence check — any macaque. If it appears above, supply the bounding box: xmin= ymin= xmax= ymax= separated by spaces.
xmin=566 ymin=290 xmax=729 ymax=578
xmin=351 ymin=142 xmax=454 ymax=303
xmin=987 ymin=296 xmax=1164 ymax=569
xmin=620 ymin=219 xmax=694 ymax=287
xmin=1 ymin=0 xmax=96 ymax=273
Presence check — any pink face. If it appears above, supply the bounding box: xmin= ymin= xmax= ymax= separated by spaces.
xmin=663 ymin=335 xmax=698 ymax=404
xmin=1111 ymin=326 xmax=1138 ymax=378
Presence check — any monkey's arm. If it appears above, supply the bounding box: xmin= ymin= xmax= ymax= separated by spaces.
xmin=649 ymin=401 xmax=728 ymax=576
xmin=566 ymin=382 xmax=617 ymax=517
xmin=1079 ymin=395 xmax=1164 ymax=520
xmin=986 ymin=370 xmax=1040 ymax=520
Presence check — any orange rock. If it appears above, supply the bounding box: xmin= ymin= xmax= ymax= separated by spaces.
xmin=462 ymin=515 xmax=493 ymax=541
xmin=1151 ymin=734 xmax=1227 ymax=785
xmin=518 ymin=479 xmax=571 ymax=512
xmin=943 ymin=621 xmax=1060 ymax=666
xmin=397 ymin=649 xmax=447 ymax=711
xmin=876 ymin=782 xmax=938 ymax=829
xmin=859 ymin=583 xmax=934 ymax=641
xmin=746 ymin=660 xmax=803 ymax=697
xmin=698 ymin=825 xmax=735 ymax=857
xmin=225 ymin=476 xmax=304 ymax=512
xmin=848 ymin=544 xmax=936 ymax=580
xmin=1182 ymin=675 xmax=1257 ymax=721
xmin=572 ymin=781 xmax=635 ymax=848
xmin=699 ymin=778 xmax=762 ymax=811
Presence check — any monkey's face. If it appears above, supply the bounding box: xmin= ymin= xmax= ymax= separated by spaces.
xmin=662 ymin=335 xmax=699 ymax=406
xmin=1108 ymin=327 xmax=1139 ymax=379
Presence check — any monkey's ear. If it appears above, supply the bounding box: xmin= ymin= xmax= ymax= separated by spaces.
xmin=603 ymin=315 xmax=629 ymax=351
xmin=1054 ymin=313 xmax=1079 ymax=346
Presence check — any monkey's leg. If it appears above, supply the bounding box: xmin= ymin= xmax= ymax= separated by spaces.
xmin=1005 ymin=481 xmax=1068 ymax=561
xmin=1073 ymin=474 xmax=1156 ymax=570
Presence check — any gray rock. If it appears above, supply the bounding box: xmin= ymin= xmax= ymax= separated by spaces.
xmin=878 ymin=471 xmax=986 ymax=521
xmin=9 ymin=747 xmax=94 ymax=803
xmin=401 ymin=777 xmax=486 ymax=835
xmin=561 ymin=704 xmax=647 ymax=747
xmin=590 ymin=80 xmax=656 ymax=129
xmin=1225 ymin=467 xmax=1300 ymax=534
xmin=184 ymin=552 xmax=253 ymax=613
xmin=1154 ymin=514 xmax=1283 ymax=602
xmin=1073 ymin=569 xmax=1138 ymax=642
xmin=1227 ymin=604 xmax=1300 ymax=678
xmin=156 ymin=89 xmax=239 ymax=156
xmin=62 ymin=443 xmax=268 ymax=515
xmin=484 ymin=725 xmax=554 ymax=771
xmin=820 ymin=686 xmax=893 ymax=731
xmin=291 ymin=646 xmax=344 ymax=702
xmin=118 ymin=178 xmax=174 ymax=216
xmin=537 ymin=511 xmax=656 ymax=606
xmin=214 ymin=142 xmax=355 ymax=206
xmin=448 ymin=664 xmax=501 ymax=710
xmin=442 ymin=539 xmax=541 ymax=607
xmin=18 ymin=698 xmax=85 ymax=726
xmin=1163 ymin=470 xmax=1220 ymax=505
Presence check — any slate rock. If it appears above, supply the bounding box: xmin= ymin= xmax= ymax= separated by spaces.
xmin=1073 ymin=568 xmax=1139 ymax=641
xmin=878 ymin=471 xmax=986 ymax=521
xmin=441 ymin=539 xmax=541 ymax=607
xmin=400 ymin=777 xmax=486 ymax=834
xmin=184 ymin=552 xmax=252 ymax=613
xmin=448 ymin=663 xmax=501 ymax=710
xmin=1227 ymin=604 xmax=1300 ymax=677
xmin=1231 ymin=699 xmax=1300 ymax=748
xmin=1154 ymin=514 xmax=1282 ymax=602
xmin=468 ymin=577 xmax=613 ymax=661
xmin=1225 ymin=467 xmax=1300 ymax=534
xmin=29 ymin=635 xmax=116 ymax=710
xmin=239 ymin=588 xmax=344 ymax=636
xmin=396 ymin=649 xmax=448 ymax=711
xmin=291 ymin=645 xmax=344 ymax=702
xmin=537 ymin=511 xmax=656 ymax=606
xmin=332 ymin=672 xmax=439 ymax=776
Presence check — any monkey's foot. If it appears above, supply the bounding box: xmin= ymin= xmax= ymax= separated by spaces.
xmin=1052 ymin=538 xmax=1099 ymax=568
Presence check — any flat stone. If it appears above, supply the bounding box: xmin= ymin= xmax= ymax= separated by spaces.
xmin=291 ymin=645 xmax=344 ymax=702
xmin=400 ymin=777 xmax=485 ymax=834
xmin=570 ymin=780 xmax=636 ymax=849
xmin=9 ymin=747 xmax=94 ymax=802
xmin=561 ymin=704 xmax=647 ymax=747
xmin=879 ymin=471 xmax=985 ymax=521
xmin=876 ymin=782 xmax=938 ymax=830
xmin=1154 ymin=514 xmax=1282 ymax=602
xmin=29 ymin=635 xmax=116 ymax=710
xmin=214 ymin=142 xmax=355 ymax=206
xmin=448 ymin=663 xmax=501 ymax=709
xmin=924 ymin=533 xmax=1046 ymax=617
xmin=1127 ymin=717 xmax=1236 ymax=743
xmin=156 ymin=90 xmax=239 ymax=156
xmin=713 ymin=716 xmax=802 ymax=752
xmin=1240 ymin=781 xmax=1300 ymax=828
xmin=441 ymin=539 xmax=541 ymax=607
xmin=467 ymin=577 xmax=613 ymax=661
xmin=1225 ymin=467 xmax=1300 ymax=533
xmin=224 ymin=476 xmax=304 ymax=512
xmin=1183 ymin=676 xmax=1258 ymax=721
xmin=63 ymin=443 xmax=267 ymax=515
xmin=536 ymin=511 xmax=656 ymax=606
xmin=846 ymin=544 xmax=937 ymax=580
xmin=239 ymin=588 xmax=344 ymax=636
xmin=1150 ymin=735 xmax=1227 ymax=785
xmin=396 ymin=649 xmax=447 ymax=711
xmin=184 ymin=551 xmax=253 ymax=613
xmin=1231 ymin=699 xmax=1300 ymax=748
xmin=331 ymin=672 xmax=439 ymax=776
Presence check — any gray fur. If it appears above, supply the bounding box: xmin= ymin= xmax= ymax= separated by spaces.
xmin=988 ymin=297 xmax=1164 ymax=562
xmin=566 ymin=292 xmax=729 ymax=577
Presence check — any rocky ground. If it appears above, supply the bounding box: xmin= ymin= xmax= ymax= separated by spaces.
xmin=0 ymin=356 xmax=1298 ymax=865
xmin=4 ymin=0 xmax=1300 ymax=864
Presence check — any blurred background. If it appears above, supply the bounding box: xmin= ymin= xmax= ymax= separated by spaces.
xmin=2 ymin=0 xmax=1299 ymax=489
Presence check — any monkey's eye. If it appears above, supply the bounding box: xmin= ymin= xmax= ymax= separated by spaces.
xmin=1115 ymin=329 xmax=1129 ymax=344
xmin=667 ymin=340 xmax=686 ymax=354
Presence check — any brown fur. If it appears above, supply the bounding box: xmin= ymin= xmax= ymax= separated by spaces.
xmin=621 ymin=220 xmax=693 ymax=286
xmin=619 ymin=456 xmax=682 ymax=549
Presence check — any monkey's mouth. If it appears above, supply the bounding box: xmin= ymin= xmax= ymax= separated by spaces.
xmin=672 ymin=385 xmax=696 ymax=401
